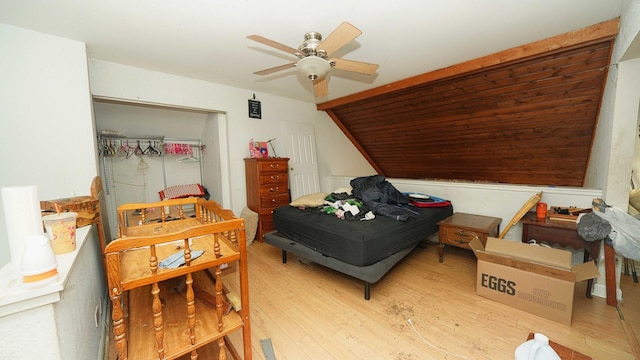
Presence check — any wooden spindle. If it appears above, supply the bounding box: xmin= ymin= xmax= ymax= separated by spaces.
xmin=229 ymin=229 xmax=238 ymax=247
xmin=140 ymin=208 xmax=146 ymax=224
xmin=184 ymin=239 xmax=192 ymax=264
xmin=214 ymin=233 xmax=221 ymax=259
xmin=215 ymin=265 xmax=227 ymax=360
xmin=106 ymin=254 xmax=127 ymax=359
xmin=151 ymin=282 xmax=164 ymax=358
xmin=110 ymin=291 xmax=127 ymax=359
xmin=149 ymin=245 xmax=158 ymax=274
xmin=186 ymin=273 xmax=196 ymax=345
xmin=218 ymin=337 xmax=227 ymax=360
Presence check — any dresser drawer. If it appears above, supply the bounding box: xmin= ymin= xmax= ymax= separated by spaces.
xmin=259 ymin=184 xmax=288 ymax=197
xmin=260 ymin=193 xmax=290 ymax=209
xmin=257 ymin=160 xmax=288 ymax=172
xmin=259 ymin=172 xmax=288 ymax=185
xmin=440 ymin=227 xmax=485 ymax=249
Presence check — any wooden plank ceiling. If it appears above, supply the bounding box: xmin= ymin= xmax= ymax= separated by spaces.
xmin=318 ymin=19 xmax=620 ymax=187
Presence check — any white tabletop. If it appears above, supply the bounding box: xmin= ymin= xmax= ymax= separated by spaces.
xmin=0 ymin=226 xmax=91 ymax=317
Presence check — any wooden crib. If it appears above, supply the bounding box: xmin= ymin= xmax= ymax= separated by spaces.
xmin=105 ymin=198 xmax=251 ymax=359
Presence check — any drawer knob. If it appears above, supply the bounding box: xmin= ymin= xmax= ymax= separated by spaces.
xmin=271 ymin=175 xmax=280 ymax=180
xmin=270 ymin=187 xmax=279 ymax=192
xmin=270 ymin=163 xmax=280 ymax=169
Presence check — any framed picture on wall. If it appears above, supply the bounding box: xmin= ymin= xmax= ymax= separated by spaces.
xmin=248 ymin=98 xmax=261 ymax=119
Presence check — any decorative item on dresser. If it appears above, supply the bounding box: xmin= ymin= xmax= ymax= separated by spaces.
xmin=244 ymin=157 xmax=290 ymax=242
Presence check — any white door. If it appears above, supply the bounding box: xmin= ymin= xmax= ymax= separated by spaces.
xmin=285 ymin=121 xmax=320 ymax=200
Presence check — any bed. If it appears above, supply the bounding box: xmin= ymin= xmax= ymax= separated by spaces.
xmin=265 ymin=201 xmax=453 ymax=300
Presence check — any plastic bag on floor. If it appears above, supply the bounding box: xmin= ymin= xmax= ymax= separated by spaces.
xmin=594 ymin=205 xmax=640 ymax=261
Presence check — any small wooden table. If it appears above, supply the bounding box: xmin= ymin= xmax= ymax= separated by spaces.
xmin=437 ymin=212 xmax=502 ymax=262
xmin=520 ymin=212 xmax=602 ymax=298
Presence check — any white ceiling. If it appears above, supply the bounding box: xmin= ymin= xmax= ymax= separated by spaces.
xmin=0 ymin=0 xmax=627 ymax=103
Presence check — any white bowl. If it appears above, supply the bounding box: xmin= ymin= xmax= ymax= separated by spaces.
xmin=21 ymin=234 xmax=58 ymax=285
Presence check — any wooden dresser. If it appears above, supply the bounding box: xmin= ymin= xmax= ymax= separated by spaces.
xmin=244 ymin=157 xmax=290 ymax=242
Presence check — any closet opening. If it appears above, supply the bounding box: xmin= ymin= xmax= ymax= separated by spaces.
xmin=92 ymin=98 xmax=230 ymax=240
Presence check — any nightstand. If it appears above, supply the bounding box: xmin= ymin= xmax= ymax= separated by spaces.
xmin=437 ymin=212 xmax=502 ymax=262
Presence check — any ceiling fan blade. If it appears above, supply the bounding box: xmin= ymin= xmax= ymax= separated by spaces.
xmin=253 ymin=62 xmax=296 ymax=75
xmin=331 ymin=58 xmax=379 ymax=75
xmin=318 ymin=22 xmax=362 ymax=57
xmin=313 ymin=78 xmax=329 ymax=97
xmin=247 ymin=35 xmax=298 ymax=56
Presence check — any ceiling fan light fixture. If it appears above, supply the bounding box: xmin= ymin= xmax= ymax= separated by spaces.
xmin=296 ymin=56 xmax=331 ymax=81
xmin=248 ymin=22 xmax=377 ymax=97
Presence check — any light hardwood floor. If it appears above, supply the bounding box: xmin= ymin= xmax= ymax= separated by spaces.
xmin=226 ymin=241 xmax=639 ymax=360
xmin=108 ymin=240 xmax=640 ymax=359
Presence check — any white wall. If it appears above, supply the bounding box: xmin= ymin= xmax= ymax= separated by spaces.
xmin=202 ymin=113 xmax=226 ymax=205
xmin=586 ymin=0 xmax=640 ymax=207
xmin=313 ymin=111 xmax=376 ymax=190
xmin=0 ymin=24 xmax=103 ymax=360
xmin=0 ymin=24 xmax=97 ymax=267
xmin=581 ymin=0 xmax=640 ymax=299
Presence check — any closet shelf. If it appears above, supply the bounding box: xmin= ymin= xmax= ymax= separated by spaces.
xmin=98 ymin=134 xmax=165 ymax=141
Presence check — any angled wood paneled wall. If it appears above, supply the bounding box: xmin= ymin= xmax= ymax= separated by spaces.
xmin=318 ymin=19 xmax=619 ymax=187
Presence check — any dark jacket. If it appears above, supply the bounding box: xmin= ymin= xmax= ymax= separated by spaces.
xmin=350 ymin=175 xmax=414 ymax=221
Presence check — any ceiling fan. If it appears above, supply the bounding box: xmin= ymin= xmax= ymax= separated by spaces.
xmin=247 ymin=22 xmax=379 ymax=97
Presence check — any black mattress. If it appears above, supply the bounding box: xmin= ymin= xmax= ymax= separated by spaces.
xmin=272 ymin=204 xmax=453 ymax=266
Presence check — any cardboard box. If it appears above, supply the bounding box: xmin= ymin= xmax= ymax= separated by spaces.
xmin=221 ymin=260 xmax=237 ymax=275
xmin=469 ymin=237 xmax=599 ymax=325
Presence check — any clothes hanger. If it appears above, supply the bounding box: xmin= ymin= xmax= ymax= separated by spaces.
xmin=117 ymin=140 xmax=130 ymax=157
xmin=134 ymin=140 xmax=144 ymax=156
xmin=176 ymin=155 xmax=199 ymax=162
xmin=107 ymin=139 xmax=117 ymax=156
xmin=137 ymin=155 xmax=149 ymax=170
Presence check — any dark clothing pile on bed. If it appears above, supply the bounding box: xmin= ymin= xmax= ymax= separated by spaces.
xmin=350 ymin=175 xmax=415 ymax=221
xmin=322 ymin=174 xmax=421 ymax=221
xmin=320 ymin=175 xmax=416 ymax=221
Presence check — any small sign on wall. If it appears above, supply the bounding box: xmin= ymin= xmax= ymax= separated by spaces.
xmin=248 ymin=95 xmax=261 ymax=119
